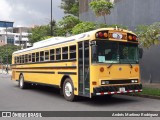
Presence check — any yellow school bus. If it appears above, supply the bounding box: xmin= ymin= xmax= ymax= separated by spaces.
xmin=11 ymin=28 xmax=142 ymax=101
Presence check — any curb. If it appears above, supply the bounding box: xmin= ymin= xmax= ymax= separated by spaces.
xmin=125 ymin=93 xmax=160 ymax=100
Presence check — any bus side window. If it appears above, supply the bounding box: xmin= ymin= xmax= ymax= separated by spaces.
xmin=22 ymin=55 xmax=24 ymax=63
xmin=50 ymin=49 xmax=54 ymax=61
xmin=36 ymin=52 xmax=39 ymax=62
xmin=62 ymin=47 xmax=68 ymax=60
xmin=56 ymin=48 xmax=61 ymax=60
xmin=40 ymin=51 xmax=44 ymax=62
xmin=45 ymin=51 xmax=49 ymax=61
xmin=17 ymin=56 xmax=19 ymax=64
xmin=28 ymin=54 xmax=32 ymax=63
xmin=32 ymin=53 xmax=35 ymax=62
xmin=19 ymin=55 xmax=22 ymax=64
xmin=25 ymin=54 xmax=28 ymax=63
xmin=70 ymin=45 xmax=76 ymax=59
xmin=14 ymin=56 xmax=17 ymax=64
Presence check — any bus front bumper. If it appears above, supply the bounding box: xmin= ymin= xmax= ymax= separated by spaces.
xmin=92 ymin=84 xmax=142 ymax=96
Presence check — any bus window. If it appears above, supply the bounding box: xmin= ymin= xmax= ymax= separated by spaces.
xmin=62 ymin=47 xmax=68 ymax=60
xmin=36 ymin=52 xmax=39 ymax=62
xmin=17 ymin=56 xmax=19 ymax=64
xmin=32 ymin=53 xmax=35 ymax=62
xmin=14 ymin=56 xmax=17 ymax=64
xmin=50 ymin=49 xmax=54 ymax=61
xmin=40 ymin=51 xmax=44 ymax=62
xmin=25 ymin=54 xmax=28 ymax=63
xmin=22 ymin=55 xmax=24 ymax=63
xmin=70 ymin=45 xmax=76 ymax=59
xmin=19 ymin=55 xmax=22 ymax=63
xmin=28 ymin=54 xmax=32 ymax=62
xmin=45 ymin=51 xmax=49 ymax=61
xmin=56 ymin=48 xmax=61 ymax=60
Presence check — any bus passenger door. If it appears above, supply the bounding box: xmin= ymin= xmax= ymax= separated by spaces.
xmin=78 ymin=41 xmax=90 ymax=97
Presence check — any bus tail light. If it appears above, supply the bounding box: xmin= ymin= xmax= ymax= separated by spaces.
xmin=92 ymin=81 xmax=97 ymax=85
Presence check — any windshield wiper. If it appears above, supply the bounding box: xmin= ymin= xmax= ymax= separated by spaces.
xmin=121 ymin=58 xmax=133 ymax=68
xmin=107 ymin=61 xmax=114 ymax=68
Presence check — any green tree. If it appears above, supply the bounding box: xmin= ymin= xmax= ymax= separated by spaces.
xmin=56 ymin=15 xmax=81 ymax=36
xmin=72 ymin=22 xmax=128 ymax=34
xmin=0 ymin=45 xmax=20 ymax=64
xmin=60 ymin=0 xmax=79 ymax=17
xmin=28 ymin=25 xmax=51 ymax=44
xmin=89 ymin=0 xmax=114 ymax=24
xmin=72 ymin=21 xmax=96 ymax=34
xmin=136 ymin=22 xmax=160 ymax=48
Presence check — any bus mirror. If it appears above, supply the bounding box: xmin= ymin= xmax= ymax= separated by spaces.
xmin=139 ymin=48 xmax=143 ymax=59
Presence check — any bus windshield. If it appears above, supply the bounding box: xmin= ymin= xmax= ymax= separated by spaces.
xmin=92 ymin=41 xmax=139 ymax=64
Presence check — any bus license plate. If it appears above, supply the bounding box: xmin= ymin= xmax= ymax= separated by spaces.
xmin=119 ymin=87 xmax=125 ymax=92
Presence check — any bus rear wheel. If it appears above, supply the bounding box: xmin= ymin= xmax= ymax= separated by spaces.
xmin=19 ymin=74 xmax=28 ymax=89
xmin=63 ymin=78 xmax=76 ymax=101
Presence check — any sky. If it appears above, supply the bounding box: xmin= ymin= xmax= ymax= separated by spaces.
xmin=0 ymin=0 xmax=65 ymax=27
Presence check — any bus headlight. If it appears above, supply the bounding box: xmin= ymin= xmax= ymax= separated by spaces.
xmin=131 ymin=79 xmax=138 ymax=83
xmin=101 ymin=80 xmax=109 ymax=85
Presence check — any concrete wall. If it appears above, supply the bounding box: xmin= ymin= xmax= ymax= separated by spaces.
xmin=140 ymin=45 xmax=160 ymax=83
xmin=80 ymin=0 xmax=160 ymax=30
xmin=79 ymin=0 xmax=160 ymax=83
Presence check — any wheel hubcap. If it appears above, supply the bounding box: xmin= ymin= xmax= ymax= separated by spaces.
xmin=65 ymin=82 xmax=72 ymax=97
xmin=20 ymin=76 xmax=23 ymax=87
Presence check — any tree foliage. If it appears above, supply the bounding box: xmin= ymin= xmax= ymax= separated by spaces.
xmin=89 ymin=0 xmax=114 ymax=23
xmin=56 ymin=15 xmax=81 ymax=36
xmin=72 ymin=22 xmax=96 ymax=34
xmin=72 ymin=22 xmax=128 ymax=35
xmin=28 ymin=25 xmax=51 ymax=44
xmin=0 ymin=45 xmax=20 ymax=64
xmin=60 ymin=0 xmax=79 ymax=17
xmin=136 ymin=22 xmax=160 ymax=48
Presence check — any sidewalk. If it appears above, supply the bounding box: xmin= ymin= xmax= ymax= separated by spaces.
xmin=0 ymin=69 xmax=12 ymax=75
xmin=142 ymin=83 xmax=160 ymax=89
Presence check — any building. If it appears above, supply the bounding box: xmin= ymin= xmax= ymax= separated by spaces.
xmin=0 ymin=27 xmax=32 ymax=48
xmin=79 ymin=0 xmax=160 ymax=30
xmin=0 ymin=32 xmax=14 ymax=46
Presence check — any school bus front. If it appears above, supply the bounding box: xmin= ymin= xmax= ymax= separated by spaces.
xmin=89 ymin=29 xmax=142 ymax=97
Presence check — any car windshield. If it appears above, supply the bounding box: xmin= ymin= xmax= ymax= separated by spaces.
xmin=92 ymin=40 xmax=139 ymax=64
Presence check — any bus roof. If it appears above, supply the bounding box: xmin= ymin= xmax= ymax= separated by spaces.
xmin=13 ymin=28 xmax=135 ymax=55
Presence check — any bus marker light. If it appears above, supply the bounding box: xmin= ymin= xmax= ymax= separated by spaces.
xmin=103 ymin=32 xmax=108 ymax=38
xmin=98 ymin=32 xmax=103 ymax=38
xmin=133 ymin=36 xmax=137 ymax=41
xmin=135 ymin=67 xmax=138 ymax=72
xmin=128 ymin=35 xmax=133 ymax=40
xmin=92 ymin=81 xmax=97 ymax=85
xmin=100 ymin=67 xmax=104 ymax=72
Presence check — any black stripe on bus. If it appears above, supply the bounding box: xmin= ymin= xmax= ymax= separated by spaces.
xmin=58 ymin=72 xmax=77 ymax=75
xmin=12 ymin=66 xmax=77 ymax=69
xmin=24 ymin=81 xmax=60 ymax=88
xmin=16 ymin=71 xmax=55 ymax=74
xmin=11 ymin=59 xmax=76 ymax=66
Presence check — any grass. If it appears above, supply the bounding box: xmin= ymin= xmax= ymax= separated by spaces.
xmin=138 ymin=87 xmax=160 ymax=96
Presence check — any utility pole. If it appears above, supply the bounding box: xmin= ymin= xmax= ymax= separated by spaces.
xmin=5 ymin=24 xmax=8 ymax=74
xmin=51 ymin=0 xmax=53 ymax=36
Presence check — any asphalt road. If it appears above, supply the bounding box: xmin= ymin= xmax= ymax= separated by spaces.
xmin=0 ymin=74 xmax=160 ymax=119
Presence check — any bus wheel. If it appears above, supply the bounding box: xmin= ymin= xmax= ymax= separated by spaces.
xmin=63 ymin=78 xmax=76 ymax=101
xmin=19 ymin=74 xmax=27 ymax=89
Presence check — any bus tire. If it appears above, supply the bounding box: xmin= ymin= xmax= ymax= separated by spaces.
xmin=63 ymin=78 xmax=76 ymax=101
xmin=19 ymin=74 xmax=27 ymax=89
